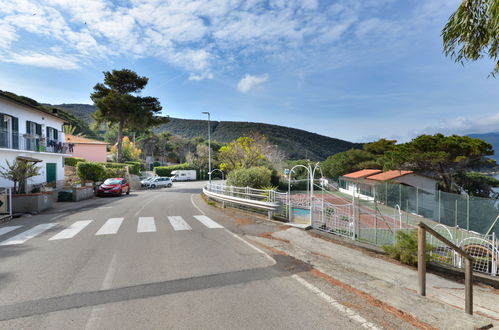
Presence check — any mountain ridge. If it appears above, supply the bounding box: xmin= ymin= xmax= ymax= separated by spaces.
xmin=51 ymin=103 xmax=362 ymax=160
xmin=468 ymin=132 xmax=499 ymax=161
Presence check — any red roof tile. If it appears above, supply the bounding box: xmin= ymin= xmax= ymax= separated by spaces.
xmin=343 ymin=169 xmax=382 ymax=179
xmin=367 ymin=170 xmax=413 ymax=181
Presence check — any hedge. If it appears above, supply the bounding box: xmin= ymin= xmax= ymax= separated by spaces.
xmin=65 ymin=157 xmax=85 ymax=167
xmin=76 ymin=162 xmax=107 ymax=182
xmin=227 ymin=166 xmax=271 ymax=189
xmin=124 ymin=161 xmax=141 ymax=175
xmin=154 ymin=163 xmax=198 ymax=177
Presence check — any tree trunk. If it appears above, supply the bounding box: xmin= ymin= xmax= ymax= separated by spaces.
xmin=117 ymin=120 xmax=124 ymax=163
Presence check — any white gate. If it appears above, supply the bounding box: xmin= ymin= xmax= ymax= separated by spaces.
xmin=311 ymin=198 xmax=355 ymax=239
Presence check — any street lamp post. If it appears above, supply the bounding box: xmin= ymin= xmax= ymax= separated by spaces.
xmin=201 ymin=112 xmax=211 ymax=183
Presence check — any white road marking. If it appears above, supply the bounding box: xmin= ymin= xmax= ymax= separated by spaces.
xmin=49 ymin=220 xmax=93 ymax=240
xmin=291 ymin=275 xmax=381 ymax=330
xmin=190 ymin=194 xmax=206 ymax=215
xmin=50 ymin=212 xmax=69 ymax=221
xmin=190 ymin=193 xmax=276 ymax=264
xmin=225 ymin=229 xmax=276 ymax=265
xmin=134 ymin=194 xmax=162 ymax=216
xmin=168 ymin=216 xmax=192 ymax=231
xmin=0 ymin=223 xmax=57 ymax=246
xmin=0 ymin=226 xmax=22 ymax=236
xmin=137 ymin=217 xmax=156 ymax=233
xmin=101 ymin=253 xmax=118 ymax=290
xmin=193 ymin=215 xmax=223 ymax=229
xmin=96 ymin=218 xmax=124 ymax=235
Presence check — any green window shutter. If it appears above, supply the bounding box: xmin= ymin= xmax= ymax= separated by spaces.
xmin=12 ymin=116 xmax=18 ymax=132
xmin=12 ymin=116 xmax=19 ymax=149
xmin=26 ymin=120 xmax=31 ymax=134
xmin=54 ymin=129 xmax=58 ymax=141
xmin=36 ymin=123 xmax=42 ymax=136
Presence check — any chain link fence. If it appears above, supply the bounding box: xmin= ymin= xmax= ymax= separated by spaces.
xmin=339 ymin=178 xmax=499 ymax=236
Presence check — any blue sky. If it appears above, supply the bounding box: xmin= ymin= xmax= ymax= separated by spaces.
xmin=0 ymin=0 xmax=497 ymax=142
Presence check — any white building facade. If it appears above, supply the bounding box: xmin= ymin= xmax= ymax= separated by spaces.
xmin=0 ymin=93 xmax=68 ymax=191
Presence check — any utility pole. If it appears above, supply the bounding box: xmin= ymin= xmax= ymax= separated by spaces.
xmin=202 ymin=112 xmax=211 ymax=183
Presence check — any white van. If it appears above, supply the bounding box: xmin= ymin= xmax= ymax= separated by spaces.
xmin=171 ymin=170 xmax=196 ymax=181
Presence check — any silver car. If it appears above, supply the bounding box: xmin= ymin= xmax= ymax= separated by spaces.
xmin=146 ymin=177 xmax=173 ymax=188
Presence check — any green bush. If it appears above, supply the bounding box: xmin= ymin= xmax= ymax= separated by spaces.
xmin=104 ymin=166 xmax=127 ymax=179
xmin=278 ymin=180 xmax=309 ymax=191
xmin=227 ymin=166 xmax=272 ymax=188
xmin=98 ymin=162 xmax=127 ymax=169
xmin=64 ymin=157 xmax=85 ymax=167
xmin=382 ymin=230 xmax=433 ymax=266
xmin=154 ymin=163 xmax=198 ymax=177
xmin=76 ymin=162 xmax=107 ymax=182
xmin=125 ymin=161 xmax=141 ymax=175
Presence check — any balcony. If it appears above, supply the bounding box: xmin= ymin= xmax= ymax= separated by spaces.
xmin=0 ymin=130 xmax=67 ymax=154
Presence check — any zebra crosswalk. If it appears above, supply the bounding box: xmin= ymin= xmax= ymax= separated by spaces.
xmin=0 ymin=215 xmax=223 ymax=247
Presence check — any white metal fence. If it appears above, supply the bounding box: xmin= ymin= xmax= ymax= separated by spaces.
xmin=203 ymin=182 xmax=499 ymax=276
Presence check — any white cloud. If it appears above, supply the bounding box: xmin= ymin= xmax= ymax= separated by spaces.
xmin=415 ymin=112 xmax=499 ymax=137
xmin=1 ymin=52 xmax=80 ymax=70
xmin=0 ymin=0 xmax=449 ymax=78
xmin=237 ymin=73 xmax=269 ymax=93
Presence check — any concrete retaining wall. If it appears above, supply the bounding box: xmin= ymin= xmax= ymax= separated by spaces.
xmin=13 ymin=192 xmax=53 ymax=213
xmin=73 ymin=187 xmax=94 ymax=201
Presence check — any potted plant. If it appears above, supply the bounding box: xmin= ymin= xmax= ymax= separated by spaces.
xmin=0 ymin=159 xmax=54 ymax=213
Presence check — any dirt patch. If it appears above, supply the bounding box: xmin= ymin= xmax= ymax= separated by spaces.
xmin=249 ymin=239 xmax=288 ymax=256
xmin=259 ymin=232 xmax=290 ymax=243
xmin=310 ymin=269 xmax=438 ymax=330
xmin=234 ymin=217 xmax=254 ymax=225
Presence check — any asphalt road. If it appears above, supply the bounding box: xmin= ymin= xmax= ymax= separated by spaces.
xmin=0 ymin=182 xmax=380 ymax=329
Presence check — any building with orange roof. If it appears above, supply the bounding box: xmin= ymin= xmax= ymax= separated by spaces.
xmin=65 ymin=134 xmax=108 ymax=162
xmin=339 ymin=169 xmax=437 ymax=200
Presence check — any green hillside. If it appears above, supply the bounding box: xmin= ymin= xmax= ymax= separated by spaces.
xmin=53 ymin=104 xmax=362 ymax=160
xmin=468 ymin=133 xmax=499 ymax=161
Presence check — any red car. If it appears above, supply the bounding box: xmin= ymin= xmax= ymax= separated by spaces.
xmin=97 ymin=178 xmax=130 ymax=196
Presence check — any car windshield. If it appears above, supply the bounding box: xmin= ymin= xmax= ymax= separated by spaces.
xmin=103 ymin=179 xmax=121 ymax=185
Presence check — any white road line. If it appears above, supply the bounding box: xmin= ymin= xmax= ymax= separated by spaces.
xmin=193 ymin=215 xmax=224 ymax=229
xmin=134 ymin=194 xmax=162 ymax=216
xmin=0 ymin=226 xmax=22 ymax=236
xmin=49 ymin=220 xmax=93 ymax=240
xmin=0 ymin=223 xmax=57 ymax=246
xmin=168 ymin=216 xmax=192 ymax=231
xmin=96 ymin=218 xmax=124 ymax=235
xmin=225 ymin=229 xmax=276 ymax=265
xmin=291 ymin=275 xmax=381 ymax=330
xmin=137 ymin=217 xmax=156 ymax=233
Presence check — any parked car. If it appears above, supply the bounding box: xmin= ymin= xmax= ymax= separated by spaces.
xmin=140 ymin=176 xmax=156 ymax=187
xmin=97 ymin=178 xmax=130 ymax=196
xmin=146 ymin=176 xmax=173 ymax=188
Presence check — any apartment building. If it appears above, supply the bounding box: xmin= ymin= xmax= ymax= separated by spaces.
xmin=0 ymin=92 xmax=68 ymax=190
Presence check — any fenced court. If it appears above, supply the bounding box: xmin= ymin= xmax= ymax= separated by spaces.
xmin=205 ymin=182 xmax=498 ymax=276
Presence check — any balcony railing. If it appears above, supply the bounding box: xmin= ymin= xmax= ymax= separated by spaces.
xmin=0 ymin=130 xmax=67 ymax=154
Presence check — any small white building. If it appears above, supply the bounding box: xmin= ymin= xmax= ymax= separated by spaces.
xmin=339 ymin=169 xmax=438 ymax=200
xmin=0 ymin=92 xmax=69 ymax=191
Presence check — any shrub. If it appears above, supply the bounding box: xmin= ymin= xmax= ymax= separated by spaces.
xmin=125 ymin=161 xmax=141 ymax=175
xmin=382 ymin=230 xmax=433 ymax=266
xmin=278 ymin=180 xmax=309 ymax=191
xmin=76 ymin=162 xmax=107 ymax=182
xmin=104 ymin=166 xmax=127 ymax=179
xmin=154 ymin=163 xmax=197 ymax=177
xmin=64 ymin=157 xmax=85 ymax=167
xmin=227 ymin=166 xmax=271 ymax=188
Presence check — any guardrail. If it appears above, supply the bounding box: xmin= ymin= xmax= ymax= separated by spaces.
xmin=203 ymin=183 xmax=285 ymax=219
